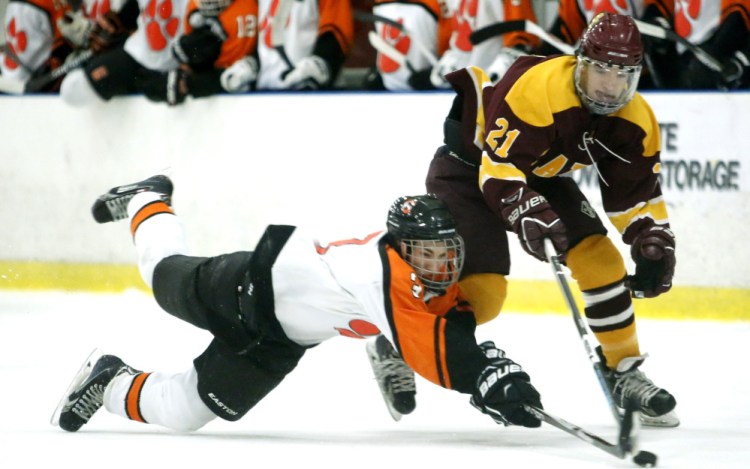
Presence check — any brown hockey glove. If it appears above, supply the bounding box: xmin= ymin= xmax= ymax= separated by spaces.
xmin=470 ymin=351 xmax=542 ymax=428
xmin=627 ymin=226 xmax=676 ymax=298
xmin=89 ymin=12 xmax=130 ymax=54
xmin=500 ymin=186 xmax=568 ymax=261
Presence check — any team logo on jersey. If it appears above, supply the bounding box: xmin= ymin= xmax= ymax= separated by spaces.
xmin=581 ymin=201 xmax=597 ymax=218
xmin=143 ymin=0 xmax=181 ymax=51
xmin=3 ymin=19 xmax=26 ymax=70
xmin=335 ymin=319 xmax=381 ymax=339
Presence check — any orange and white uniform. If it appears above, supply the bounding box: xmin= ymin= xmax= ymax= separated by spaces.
xmin=91 ymin=191 xmax=501 ymax=431
xmin=446 ymin=0 xmax=539 ymax=69
xmin=1 ymin=0 xmax=71 ymax=82
xmin=674 ymin=0 xmax=749 ymax=47
xmin=256 ymin=0 xmax=353 ymax=89
xmin=183 ymin=0 xmax=259 ymax=69
xmin=372 ymin=0 xmax=455 ymax=90
xmin=122 ymin=0 xmax=191 ymax=71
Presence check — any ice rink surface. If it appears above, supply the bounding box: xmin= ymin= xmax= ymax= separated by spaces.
xmin=1 ymin=289 xmax=748 ymax=469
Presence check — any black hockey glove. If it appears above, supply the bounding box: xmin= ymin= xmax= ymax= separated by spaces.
xmin=470 ymin=349 xmax=542 ymax=428
xmin=500 ymin=185 xmax=568 ymax=261
xmin=627 ymin=226 xmax=676 ymax=298
xmin=172 ymin=16 xmax=225 ymax=68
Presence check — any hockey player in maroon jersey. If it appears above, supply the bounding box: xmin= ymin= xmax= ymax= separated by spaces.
xmin=371 ymin=12 xmax=680 ymax=427
xmin=51 ymin=175 xmax=544 ymax=433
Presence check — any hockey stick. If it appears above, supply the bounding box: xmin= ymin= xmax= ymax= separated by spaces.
xmin=469 ymin=20 xmax=575 ymax=55
xmin=367 ymin=31 xmax=416 ymax=73
xmin=0 ymin=49 xmax=94 ymax=95
xmin=542 ymin=239 xmax=657 ymax=467
xmin=354 ymin=10 xmax=438 ymax=66
xmin=271 ymin=0 xmax=294 ymax=71
xmin=632 ymin=19 xmax=726 ymax=75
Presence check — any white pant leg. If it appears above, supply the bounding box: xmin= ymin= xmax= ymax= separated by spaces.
xmin=104 ymin=365 xmax=216 ymax=432
xmin=128 ymin=192 xmax=189 ymax=288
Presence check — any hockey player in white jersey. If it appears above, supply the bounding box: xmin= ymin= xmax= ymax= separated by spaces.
xmin=52 ymin=175 xmax=544 ymax=433
xmin=255 ymin=0 xmax=353 ymax=90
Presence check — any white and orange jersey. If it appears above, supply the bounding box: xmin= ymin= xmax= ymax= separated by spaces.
xmin=255 ymin=0 xmax=354 ymax=89
xmin=553 ymin=0 xmax=671 ymax=44
xmin=123 ymin=0 xmax=190 ymax=71
xmin=1 ymin=0 xmax=71 ymax=81
xmin=269 ymin=228 xmax=481 ymax=391
xmin=81 ymin=0 xmax=131 ymax=19
xmin=372 ymin=0 xmax=454 ymax=90
xmin=183 ymin=0 xmax=259 ymax=69
xmin=447 ymin=0 xmax=539 ymax=69
xmin=674 ymin=0 xmax=750 ymax=49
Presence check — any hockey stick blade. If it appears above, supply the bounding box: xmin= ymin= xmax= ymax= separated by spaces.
xmin=525 ymin=405 xmax=626 ymax=459
xmin=525 ymin=405 xmax=656 ymax=467
xmin=470 ymin=20 xmax=575 ymax=55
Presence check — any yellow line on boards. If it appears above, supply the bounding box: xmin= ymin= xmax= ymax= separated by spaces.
xmin=1 ymin=262 xmax=748 ymax=321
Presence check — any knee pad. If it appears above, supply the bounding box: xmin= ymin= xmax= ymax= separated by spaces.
xmin=458 ymin=273 xmax=507 ymax=324
xmin=60 ymin=69 xmax=106 ymax=107
xmin=566 ymin=235 xmax=626 ymax=291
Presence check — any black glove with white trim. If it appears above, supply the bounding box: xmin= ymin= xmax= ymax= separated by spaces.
xmin=500 ymin=186 xmax=568 ymax=261
xmin=470 ymin=345 xmax=542 ymax=428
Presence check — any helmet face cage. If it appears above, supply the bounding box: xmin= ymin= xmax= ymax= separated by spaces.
xmin=575 ymin=56 xmax=641 ymax=115
xmin=575 ymin=12 xmax=643 ymax=115
xmin=400 ymin=236 xmax=465 ymax=292
xmin=197 ymin=0 xmax=231 ymax=16
xmin=387 ymin=195 xmax=465 ymax=292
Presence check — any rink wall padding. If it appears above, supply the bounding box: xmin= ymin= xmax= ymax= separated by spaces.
xmin=1 ymin=91 xmax=748 ymax=320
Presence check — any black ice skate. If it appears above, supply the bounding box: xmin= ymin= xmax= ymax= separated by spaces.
xmin=51 ymin=349 xmax=139 ymax=432
xmin=91 ymin=175 xmax=173 ymax=223
xmin=366 ymin=335 xmax=416 ymax=421
xmin=599 ymin=349 xmax=679 ymax=427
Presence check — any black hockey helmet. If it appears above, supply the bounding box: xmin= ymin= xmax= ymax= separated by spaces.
xmin=387 ymin=194 xmax=464 ymax=292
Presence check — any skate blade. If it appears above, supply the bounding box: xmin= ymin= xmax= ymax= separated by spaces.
xmin=366 ymin=342 xmax=403 ymax=423
xmin=640 ymin=410 xmax=680 ymax=428
xmin=50 ymin=348 xmax=103 ymax=426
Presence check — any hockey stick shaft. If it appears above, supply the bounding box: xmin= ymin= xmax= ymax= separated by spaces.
xmin=367 ymin=30 xmax=416 ymax=73
xmin=355 ymin=10 xmax=438 ymax=66
xmin=525 ymin=405 xmax=626 ymax=459
xmin=470 ymin=20 xmax=575 ymax=55
xmin=0 ymin=49 xmax=93 ymax=94
xmin=633 ymin=19 xmax=725 ymax=74
xmin=543 ymin=239 xmax=624 ymax=425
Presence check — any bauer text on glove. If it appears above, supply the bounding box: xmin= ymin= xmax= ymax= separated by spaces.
xmin=500 ymin=187 xmax=568 ymax=261
xmin=470 ymin=357 xmax=543 ymax=428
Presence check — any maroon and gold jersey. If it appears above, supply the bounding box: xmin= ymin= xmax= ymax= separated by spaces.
xmin=445 ymin=57 xmax=669 ymax=244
